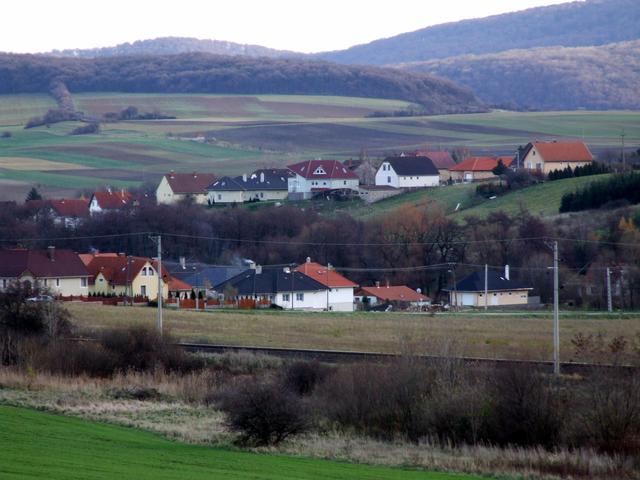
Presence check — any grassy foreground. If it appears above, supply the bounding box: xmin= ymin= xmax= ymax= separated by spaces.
xmin=67 ymin=303 xmax=640 ymax=362
xmin=0 ymin=406 xmax=479 ymax=480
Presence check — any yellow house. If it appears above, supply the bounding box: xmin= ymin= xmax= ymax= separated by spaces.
xmin=82 ymin=253 xmax=168 ymax=299
xmin=447 ymin=268 xmax=532 ymax=308
xmin=156 ymin=171 xmax=217 ymax=205
xmin=521 ymin=141 xmax=593 ymax=174
xmin=0 ymin=247 xmax=89 ymax=297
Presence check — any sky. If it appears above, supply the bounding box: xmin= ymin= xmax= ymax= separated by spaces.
xmin=2 ymin=0 xmax=572 ymax=54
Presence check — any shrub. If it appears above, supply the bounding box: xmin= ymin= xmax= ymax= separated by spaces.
xmin=70 ymin=123 xmax=100 ymax=135
xmin=220 ymin=377 xmax=310 ymax=446
xmin=1 ymin=131 xmax=11 ymax=138
xmin=282 ymin=360 xmax=332 ymax=396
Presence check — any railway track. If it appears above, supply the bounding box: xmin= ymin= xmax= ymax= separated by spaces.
xmin=178 ymin=343 xmax=637 ymax=375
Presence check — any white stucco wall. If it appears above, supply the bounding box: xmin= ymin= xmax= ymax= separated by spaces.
xmin=375 ymin=163 xmax=438 ymax=188
xmin=274 ymin=290 xmax=328 ymax=311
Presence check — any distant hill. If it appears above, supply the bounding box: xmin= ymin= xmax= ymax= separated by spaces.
xmin=47 ymin=36 xmax=298 ymax=59
xmin=398 ymin=41 xmax=640 ymax=110
xmin=317 ymin=0 xmax=640 ymax=65
xmin=0 ymin=53 xmax=486 ymax=114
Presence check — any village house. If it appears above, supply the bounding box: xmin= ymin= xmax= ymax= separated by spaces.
xmin=215 ymin=265 xmax=329 ymax=311
xmin=355 ymin=283 xmax=431 ymax=309
xmin=411 ymin=150 xmax=457 ymax=183
xmin=156 ymin=171 xmax=217 ymax=205
xmin=294 ymin=258 xmax=358 ymax=312
xmin=25 ymin=198 xmax=89 ymax=227
xmin=164 ymin=258 xmax=247 ymax=294
xmin=375 ymin=155 xmax=440 ymax=188
xmin=81 ymin=252 xmax=168 ymax=300
xmin=0 ymin=247 xmax=89 ymax=296
xmin=520 ymin=141 xmax=593 ymax=174
xmin=446 ymin=267 xmax=532 ymax=308
xmin=207 ymin=169 xmax=291 ymax=204
xmin=89 ymin=189 xmax=134 ymax=214
xmin=287 ymin=160 xmax=359 ymax=200
xmin=449 ymin=156 xmax=513 ymax=182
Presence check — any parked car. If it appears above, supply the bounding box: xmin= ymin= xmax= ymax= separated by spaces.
xmin=26 ymin=295 xmax=55 ymax=303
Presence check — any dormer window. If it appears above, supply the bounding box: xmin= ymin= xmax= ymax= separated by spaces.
xmin=313 ymin=167 xmax=326 ymax=175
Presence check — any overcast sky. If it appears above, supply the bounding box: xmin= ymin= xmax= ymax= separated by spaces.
xmin=3 ymin=0 xmax=572 ymax=53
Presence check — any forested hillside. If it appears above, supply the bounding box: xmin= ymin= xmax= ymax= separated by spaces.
xmin=47 ymin=37 xmax=297 ymax=59
xmin=318 ymin=0 xmax=640 ymax=65
xmin=399 ymin=40 xmax=640 ymax=110
xmin=0 ymin=53 xmax=485 ymax=114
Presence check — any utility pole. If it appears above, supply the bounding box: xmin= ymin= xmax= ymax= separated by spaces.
xmin=150 ymin=235 xmax=163 ymax=336
xmin=552 ymin=241 xmax=560 ymax=375
xmin=326 ymin=263 xmax=331 ymax=312
xmin=484 ymin=263 xmax=488 ymax=311
xmin=606 ymin=267 xmax=613 ymax=313
xmin=621 ymin=129 xmax=626 ymax=168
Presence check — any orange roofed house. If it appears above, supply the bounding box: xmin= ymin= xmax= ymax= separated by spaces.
xmin=81 ymin=253 xmax=170 ymax=300
xmin=89 ymin=190 xmax=134 ymax=215
xmin=450 ymin=156 xmax=513 ymax=183
xmin=295 ymin=258 xmax=358 ymax=311
xmin=520 ymin=141 xmax=593 ymax=174
xmin=355 ymin=284 xmax=431 ymax=309
xmin=156 ymin=171 xmax=217 ymax=205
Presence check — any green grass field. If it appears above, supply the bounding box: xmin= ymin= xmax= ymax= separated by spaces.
xmin=0 ymin=92 xmax=638 ymax=202
xmin=0 ymin=406 xmax=480 ymax=480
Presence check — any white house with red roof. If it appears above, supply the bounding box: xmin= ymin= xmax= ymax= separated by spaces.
xmin=89 ymin=189 xmax=134 ymax=214
xmin=156 ymin=171 xmax=217 ymax=205
xmin=520 ymin=141 xmax=593 ymax=174
xmin=295 ymin=258 xmax=358 ymax=312
xmin=287 ymin=160 xmax=359 ymax=200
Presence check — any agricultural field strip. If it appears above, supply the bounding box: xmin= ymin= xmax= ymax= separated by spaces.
xmin=66 ymin=303 xmax=640 ymax=362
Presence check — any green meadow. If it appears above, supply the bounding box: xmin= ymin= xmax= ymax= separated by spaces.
xmin=0 ymin=406 xmax=481 ymax=480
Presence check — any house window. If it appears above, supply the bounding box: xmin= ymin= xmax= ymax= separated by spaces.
xmin=141 ymin=285 xmax=147 ymax=297
xmin=313 ymin=167 xmax=326 ymax=175
xmin=296 ymin=293 xmax=304 ymax=302
xmin=387 ymin=176 xmax=391 ymax=183
xmin=141 ymin=267 xmax=147 ymax=276
xmin=259 ymin=192 xmax=264 ymax=198
xmin=43 ymin=279 xmax=48 ymax=286
xmin=2 ymin=279 xmax=6 ymax=289
xmin=283 ymin=293 xmax=290 ymax=302
xmin=56 ymin=278 xmax=60 ymax=287
xmin=343 ymin=181 xmax=347 ymax=185
xmin=81 ymin=278 xmax=87 ymax=287
xmin=148 ymin=268 xmax=154 ymax=276
xmin=217 ymin=194 xmax=222 ymax=200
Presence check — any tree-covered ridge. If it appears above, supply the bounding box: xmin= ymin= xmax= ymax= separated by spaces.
xmin=0 ymin=53 xmax=485 ymax=114
xmin=399 ymin=41 xmax=640 ymax=110
xmin=46 ymin=36 xmax=299 ymax=59
xmin=318 ymin=0 xmax=640 ymax=65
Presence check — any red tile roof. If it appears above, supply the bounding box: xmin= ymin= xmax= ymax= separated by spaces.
xmin=357 ymin=285 xmax=430 ymax=303
xmin=49 ymin=198 xmax=89 ymax=218
xmin=164 ymin=172 xmax=217 ymax=194
xmin=167 ymin=276 xmax=192 ymax=292
xmin=91 ymin=190 xmax=133 ymax=210
xmin=533 ymin=141 xmax=593 ymax=163
xmin=0 ymin=248 xmax=88 ymax=278
xmin=412 ymin=151 xmax=456 ymax=169
xmin=295 ymin=262 xmax=358 ymax=288
xmin=288 ymin=160 xmax=358 ymax=180
xmin=84 ymin=254 xmax=161 ymax=286
xmin=450 ymin=156 xmax=510 ymax=172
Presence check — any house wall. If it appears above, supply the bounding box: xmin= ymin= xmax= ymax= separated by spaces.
xmin=288 ymin=175 xmax=359 ymax=199
xmin=156 ymin=177 xmax=175 ymax=205
xmin=328 ymin=287 xmax=355 ymax=312
xmin=91 ymin=264 xmax=168 ymax=299
xmin=375 ymin=163 xmax=399 ymax=188
xmin=89 ymin=197 xmax=102 ymax=214
xmin=208 ymin=190 xmax=245 ymax=204
xmin=243 ymin=190 xmax=288 ymax=202
xmin=439 ymin=168 xmax=452 ymax=183
xmin=273 ymin=290 xmax=327 ymax=310
xmin=450 ymin=290 xmax=529 ymax=307
xmin=375 ymin=163 xmax=439 ymax=188
xmin=0 ymin=276 xmax=88 ymax=296
xmin=450 ymin=170 xmax=495 ymax=182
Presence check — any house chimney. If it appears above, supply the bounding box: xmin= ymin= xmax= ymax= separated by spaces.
xmin=248 ymin=260 xmax=256 ymax=270
xmin=255 ymin=265 xmax=262 ymax=274
xmin=242 ymin=173 xmax=247 ymax=182
xmin=47 ymin=246 xmax=55 ymax=261
xmin=179 ymin=256 xmax=186 ymax=270
xmin=504 ymin=265 xmax=510 ymax=281
xmin=306 ymin=257 xmax=311 ymax=263
xmin=375 ymin=281 xmax=380 ymax=288
xmin=386 ymin=279 xmax=390 ymax=288
xmin=260 ymin=172 xmax=265 ymax=183
xmin=283 ymin=267 xmax=291 ymax=274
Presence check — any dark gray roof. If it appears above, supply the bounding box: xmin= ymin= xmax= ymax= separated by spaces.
xmin=164 ymin=261 xmax=246 ymax=288
xmin=449 ymin=270 xmax=532 ymax=292
xmin=208 ymin=169 xmax=291 ymax=192
xmin=383 ymin=156 xmax=439 ymax=176
xmin=215 ymin=267 xmax=327 ymax=295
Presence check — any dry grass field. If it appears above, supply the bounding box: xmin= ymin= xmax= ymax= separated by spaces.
xmin=67 ymin=303 xmax=640 ymax=362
